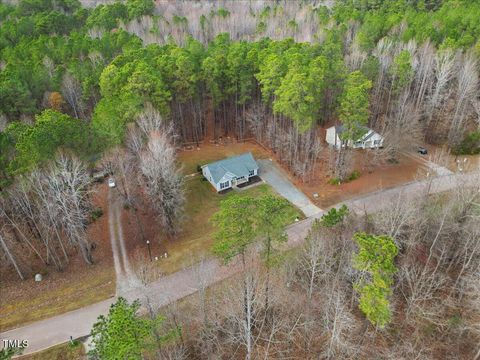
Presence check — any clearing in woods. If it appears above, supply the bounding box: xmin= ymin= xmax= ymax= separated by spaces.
xmin=0 ymin=140 xmax=434 ymax=332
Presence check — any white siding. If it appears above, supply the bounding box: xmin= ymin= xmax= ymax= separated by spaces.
xmin=369 ymin=132 xmax=384 ymax=148
xmin=217 ymin=174 xmax=233 ymax=192
xmin=202 ymin=166 xmax=218 ymax=190
xmin=326 ymin=127 xmax=341 ymax=148
xmin=326 ymin=127 xmax=384 ymax=150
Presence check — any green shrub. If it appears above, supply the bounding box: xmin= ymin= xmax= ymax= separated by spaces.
xmin=320 ymin=205 xmax=349 ymax=227
xmin=453 ymin=131 xmax=480 ymax=155
xmin=288 ymin=19 xmax=298 ymax=31
xmin=173 ymin=15 xmax=187 ymax=25
xmin=90 ymin=208 xmax=104 ymax=221
xmin=216 ymin=8 xmax=230 ymax=18
xmin=328 ymin=170 xmax=360 ymax=185
xmin=256 ymin=21 xmax=266 ymax=33
xmin=126 ymin=0 xmax=154 ymax=20
xmin=69 ymin=339 xmax=81 ymax=348
xmin=328 ymin=177 xmax=341 ymax=185
xmin=347 ymin=170 xmax=361 ymax=181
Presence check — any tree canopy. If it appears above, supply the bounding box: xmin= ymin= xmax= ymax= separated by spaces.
xmin=353 ymin=232 xmax=398 ymax=328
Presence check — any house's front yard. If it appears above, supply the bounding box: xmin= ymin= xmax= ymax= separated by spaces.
xmin=129 ymin=178 xmax=300 ymax=276
xmin=121 ymin=140 xmax=299 ymax=276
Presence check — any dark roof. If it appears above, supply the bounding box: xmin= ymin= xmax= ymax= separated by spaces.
xmin=203 ymin=152 xmax=258 ymax=184
xmin=335 ymin=125 xmax=345 ymax=134
xmin=363 ymin=130 xmax=376 ymax=141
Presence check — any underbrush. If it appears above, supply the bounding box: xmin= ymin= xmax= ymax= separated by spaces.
xmin=329 ymin=170 xmax=361 ymax=185
xmin=453 ymin=131 xmax=480 ymax=155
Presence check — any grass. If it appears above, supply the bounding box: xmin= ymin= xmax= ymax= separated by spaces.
xmin=0 ymin=266 xmax=115 ymax=332
xmin=155 ymin=178 xmax=300 ymax=274
xmin=19 ymin=341 xmax=85 ymax=360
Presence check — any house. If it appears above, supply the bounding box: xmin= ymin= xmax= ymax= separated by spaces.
xmin=201 ymin=152 xmax=259 ymax=192
xmin=326 ymin=124 xmax=384 ymax=149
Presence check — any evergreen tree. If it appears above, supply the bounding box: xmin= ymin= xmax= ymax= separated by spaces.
xmin=339 ymin=71 xmax=372 ymax=143
xmin=353 ymin=233 xmax=398 ymax=328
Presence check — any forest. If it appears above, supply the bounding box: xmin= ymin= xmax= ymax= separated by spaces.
xmin=85 ymin=185 xmax=480 ymax=359
xmin=0 ymin=0 xmax=480 ymax=358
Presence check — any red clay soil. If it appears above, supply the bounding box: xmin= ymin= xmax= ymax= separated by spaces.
xmin=425 ymin=143 xmax=480 ymax=173
xmin=178 ymin=139 xmax=271 ymax=175
xmin=119 ymin=192 xmax=168 ymax=265
xmin=0 ymin=184 xmax=115 ymax=331
xmin=290 ymin=152 xmax=424 ymax=208
xmin=179 ymin=138 xmax=424 ymax=209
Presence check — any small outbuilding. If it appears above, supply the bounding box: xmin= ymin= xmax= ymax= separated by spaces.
xmin=202 ymin=152 xmax=259 ymax=192
xmin=326 ymin=124 xmax=384 ymax=149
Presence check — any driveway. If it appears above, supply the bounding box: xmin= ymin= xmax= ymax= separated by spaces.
xmin=258 ymin=159 xmax=322 ymax=217
xmin=402 ymin=151 xmax=453 ymax=176
xmin=2 ymin=171 xmax=479 ymax=356
xmin=108 ymin=189 xmax=141 ymax=296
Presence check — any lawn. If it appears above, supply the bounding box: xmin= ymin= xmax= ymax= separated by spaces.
xmin=19 ymin=341 xmax=85 ymax=360
xmin=153 ymin=179 xmax=300 ymax=275
xmin=0 ymin=264 xmax=115 ymax=332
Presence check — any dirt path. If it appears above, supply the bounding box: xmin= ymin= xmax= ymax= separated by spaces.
xmin=107 ymin=189 xmax=141 ymax=296
xmin=402 ymin=150 xmax=453 ymax=176
xmin=3 ymin=171 xmax=479 ymax=356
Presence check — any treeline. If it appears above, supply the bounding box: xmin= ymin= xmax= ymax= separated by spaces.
xmin=1 ymin=0 xmax=479 ymax=182
xmin=1 ymin=0 xmax=480 ymax=276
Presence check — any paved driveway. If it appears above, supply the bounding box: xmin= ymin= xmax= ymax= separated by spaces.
xmin=258 ymin=159 xmax=322 ymax=217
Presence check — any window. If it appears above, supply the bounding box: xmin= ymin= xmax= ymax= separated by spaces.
xmin=220 ymin=181 xmax=229 ymax=190
xmin=374 ymin=140 xmax=380 ymax=145
xmin=249 ymin=170 xmax=254 ymax=177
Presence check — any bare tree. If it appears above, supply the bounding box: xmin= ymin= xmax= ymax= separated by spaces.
xmin=426 ymin=49 xmax=455 ymax=128
xmin=61 ymin=72 xmax=85 ymax=119
xmin=140 ymin=131 xmax=184 ymax=237
xmin=381 ymin=96 xmax=423 ymax=160
xmin=0 ymin=227 xmax=25 ymax=280
xmin=448 ymin=53 xmax=479 ymax=145
xmin=45 ymin=153 xmax=94 ymax=264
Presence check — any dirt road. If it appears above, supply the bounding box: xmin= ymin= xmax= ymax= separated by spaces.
xmin=2 ymin=171 xmax=479 ymax=356
xmin=108 ymin=189 xmax=141 ymax=295
xmin=402 ymin=150 xmax=453 ymax=176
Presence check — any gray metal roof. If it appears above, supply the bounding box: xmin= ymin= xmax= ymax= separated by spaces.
xmin=203 ymin=152 xmax=259 ymax=184
xmin=363 ymin=130 xmax=375 ymax=141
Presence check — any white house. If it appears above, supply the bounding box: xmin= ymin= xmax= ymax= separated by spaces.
xmin=326 ymin=125 xmax=384 ymax=149
xmin=201 ymin=152 xmax=259 ymax=192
